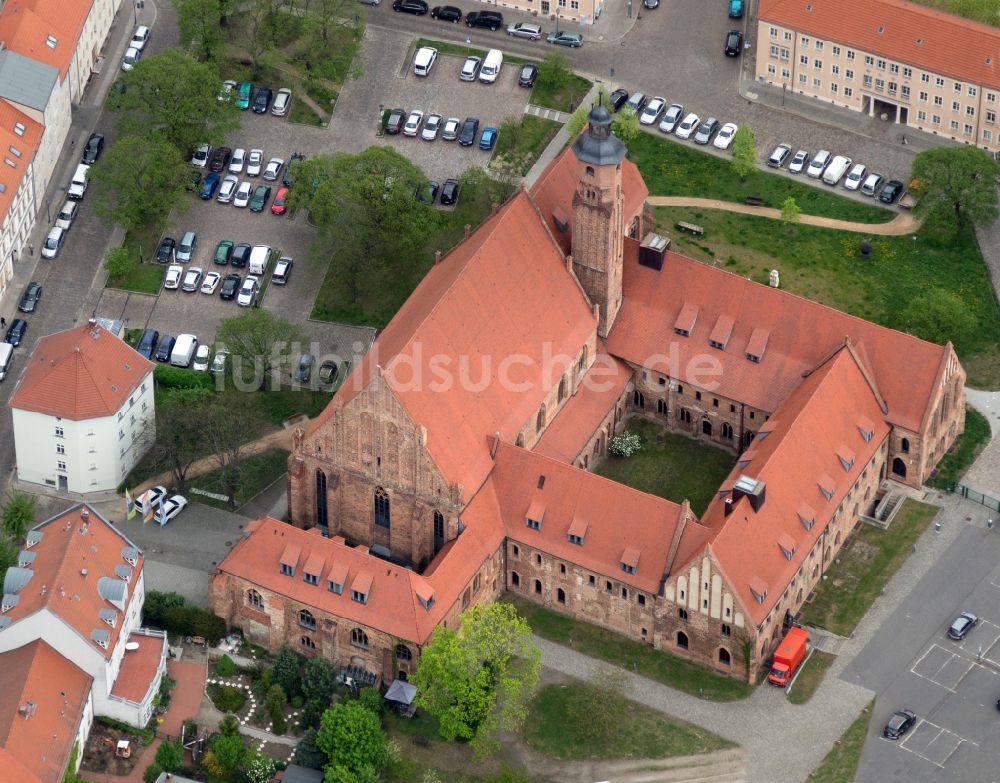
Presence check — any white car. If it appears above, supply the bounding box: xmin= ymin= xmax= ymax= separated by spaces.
xmin=442 ymin=117 xmax=461 ymax=141
xmin=41 ymin=226 xmax=65 ymax=259
xmin=192 ymin=344 xmax=211 ymax=372
xmin=130 ymin=25 xmax=151 ymax=51
xmin=422 ymin=113 xmax=443 ymax=141
xmin=218 ymin=79 xmax=237 ymax=102
xmin=806 ymin=150 xmax=832 ymax=178
xmin=134 ymin=486 xmax=167 ymax=514
xmin=675 ymin=112 xmax=700 ymax=139
xmin=843 ymin=163 xmax=867 ymax=191
xmin=246 ymin=149 xmax=264 ymax=177
xmin=121 ymin=46 xmax=141 ymax=71
xmin=164 ymin=264 xmax=183 ymax=290
xmin=460 ymin=56 xmax=481 ymax=82
xmin=181 ymin=266 xmax=203 ymax=292
xmin=263 ymin=157 xmax=284 ymax=181
xmin=191 ymin=144 xmax=211 ymax=168
xmin=201 ymin=271 xmax=221 ymax=294
xmin=403 ymin=110 xmax=424 ymax=137
xmin=217 ymin=175 xmax=239 ymax=203
xmin=713 ymin=122 xmax=738 ymax=150
xmin=228 ymin=148 xmax=246 ymax=174
xmin=233 ymin=181 xmax=253 ymax=208
xmin=237 ymin=276 xmax=260 ymax=307
xmin=640 ymin=97 xmax=666 ymax=125
xmin=658 ymin=103 xmax=684 ymax=134
xmin=413 ymin=46 xmax=438 ymax=76
xmin=788 ymin=149 xmax=809 ymax=174
xmin=210 ymin=349 xmax=229 ymax=376
xmin=507 ymin=22 xmax=542 ymax=40
xmin=157 ymin=495 xmax=188 ymax=524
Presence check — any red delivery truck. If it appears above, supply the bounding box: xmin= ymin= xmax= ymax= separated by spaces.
xmin=768 ymin=627 xmax=809 ymax=687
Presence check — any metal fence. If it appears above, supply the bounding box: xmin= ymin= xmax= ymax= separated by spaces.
xmin=954 ymin=484 xmax=1000 ymax=513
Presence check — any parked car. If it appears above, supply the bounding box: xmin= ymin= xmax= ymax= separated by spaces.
xmin=547 ymin=31 xmax=583 ymax=47
xmin=767 ymin=143 xmax=792 ymax=168
xmin=431 ymin=5 xmax=462 ymax=21
xmin=385 ymin=107 xmax=407 ymax=134
xmin=442 ymin=117 xmax=461 ymax=141
xmin=459 ymin=56 xmax=481 ymax=82
xmin=136 ymin=328 xmax=159 ymax=359
xmin=465 ymin=10 xmax=503 ymax=30
xmin=156 ymin=236 xmax=176 ymax=264
xmin=55 ymin=200 xmax=78 ymax=231
xmin=861 ymin=172 xmax=885 ymax=197
xmin=246 ymin=149 xmax=264 ymax=176
xmin=440 ymin=178 xmax=460 ymax=205
xmin=392 ymin=0 xmax=428 ymax=14
xmin=609 ymin=88 xmax=629 ymax=112
xmin=199 ymin=172 xmax=221 ymax=199
xmin=459 ymin=117 xmax=480 ymax=146
xmin=209 ymin=146 xmax=232 ymax=172
xmin=190 ymin=144 xmax=211 ymax=168
xmin=658 ymin=103 xmax=684 ymax=134
xmin=134 ymin=485 xmax=166 ymax=514
xmin=211 ymin=349 xmax=230 ymax=375
xmin=843 ymin=163 xmax=867 ymax=191
xmin=130 ymin=25 xmax=151 ymax=50
xmin=422 ymin=113 xmax=443 ymax=140
xmin=788 ymin=149 xmax=809 ymax=174
xmin=639 ymin=97 xmax=666 ymax=125
xmin=883 ymin=710 xmax=916 ymax=740
xmin=231 ymin=243 xmax=251 ymax=268
xmin=214 ymin=240 xmax=234 ymax=265
xmin=82 ymin=133 xmax=104 ymax=164
xmin=806 ymin=150 xmax=832 ymax=178
xmin=236 ymin=82 xmax=253 ymax=110
xmin=176 ymin=231 xmax=198 ymax=262
xmin=644 ymin=0 xmax=659 ymax=8
xmin=508 ymin=22 xmax=542 ymax=40
xmin=625 ymin=92 xmax=646 ymax=114
xmin=41 ymin=226 xmax=65 ymax=259
xmin=271 ymin=187 xmax=289 ymax=215
xmin=713 ymin=122 xmax=738 ymax=150
xmin=164 ymin=265 xmax=183 ymax=289
xmin=319 ymin=360 xmax=341 ymax=386
xmin=18 ymin=282 xmax=42 ymax=313
xmin=154 ymin=334 xmax=176 ymax=361
xmin=252 ymin=87 xmax=273 ymax=113
xmin=220 ymin=273 xmax=242 ymax=300
xmin=201 ymin=271 xmax=221 ymax=294
xmin=158 ymin=495 xmax=189 ymax=523
xmin=234 ymin=181 xmax=253 ymax=208
xmin=724 ymin=29 xmax=743 ymax=56
xmin=479 ymin=126 xmax=498 ymax=150
xmin=414 ymin=46 xmax=438 ymax=76
xmin=181 ymin=266 xmax=203 ymax=292
xmin=693 ymin=117 xmax=720 ymax=145
xmin=416 ymin=180 xmax=439 ymax=204
xmin=122 ymin=46 xmax=141 ymax=71
xmin=272 ymin=256 xmax=294 ymax=284
xmin=283 ymin=153 xmax=305 ymax=187
xmin=403 ymin=110 xmax=424 ymax=136
xmin=263 ymin=157 xmax=284 ymax=181
xmin=518 ymin=63 xmax=539 ymax=88
xmin=271 ymin=88 xmax=292 ymax=116
xmin=193 ymin=344 xmax=211 ymax=372
xmin=218 ymin=79 xmax=237 ymax=102
xmin=879 ymin=179 xmax=906 ymax=204
xmin=675 ymin=112 xmax=700 ymax=139
xmin=728 ymin=0 xmax=744 ymax=17
xmin=249 ymin=184 xmax=272 ymax=212
xmin=237 ymin=276 xmax=260 ymax=307
xmin=4 ymin=318 xmax=26 ymax=346
xmin=947 ymin=612 xmax=979 ymax=640
xmin=217 ymin=175 xmax=239 ymax=203
xmin=295 ymin=353 xmax=316 ymax=383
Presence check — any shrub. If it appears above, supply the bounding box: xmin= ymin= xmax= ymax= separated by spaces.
xmin=154 ymin=363 xmax=214 ymax=390
xmin=294 ymin=728 xmax=326 ymax=769
xmin=358 ymin=686 xmax=383 ymax=715
xmin=155 ymin=741 xmax=184 ymax=772
xmin=218 ymin=714 xmax=241 ymax=737
xmin=216 ymin=654 xmax=237 ymax=677
xmin=142 ymin=764 xmax=163 ymax=783
xmin=144 ymin=591 xmax=226 ymax=643
xmin=207 ymin=684 xmax=247 ymax=713
xmin=291 ymin=694 xmax=304 ymax=708
xmin=609 ymin=431 xmax=641 ymax=458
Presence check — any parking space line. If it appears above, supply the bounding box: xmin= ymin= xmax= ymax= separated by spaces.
xmin=896 ymin=718 xmax=978 ymax=769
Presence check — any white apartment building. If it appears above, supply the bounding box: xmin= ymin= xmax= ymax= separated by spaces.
xmin=10 ymin=322 xmax=156 ymax=494
xmin=756 ymin=0 xmax=1000 ymax=156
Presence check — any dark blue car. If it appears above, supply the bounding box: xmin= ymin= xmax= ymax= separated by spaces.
xmin=136 ymin=329 xmax=159 ymax=359
xmin=479 ymin=127 xmax=498 ymax=151
xmin=199 ymin=172 xmax=221 ymax=200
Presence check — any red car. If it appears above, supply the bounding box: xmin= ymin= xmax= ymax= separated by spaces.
xmin=270 ymin=186 xmax=289 ymax=215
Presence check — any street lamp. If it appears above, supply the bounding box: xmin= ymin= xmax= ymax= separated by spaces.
xmin=132 ymin=0 xmax=138 ymax=26
xmin=45 ymin=196 xmax=51 ymax=223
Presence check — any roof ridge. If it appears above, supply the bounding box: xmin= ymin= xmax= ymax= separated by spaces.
xmin=803 ymin=337 xmax=888 ymax=414
xmin=919 ymin=341 xmax=955 ymax=433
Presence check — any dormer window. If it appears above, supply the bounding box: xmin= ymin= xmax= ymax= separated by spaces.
xmin=100 ymin=608 xmax=117 ymax=628
xmin=525 ymin=500 xmax=545 ymax=530
xmin=708 ymin=315 xmax=734 ymax=350
xmin=567 ymin=517 xmax=588 ymax=546
xmin=797 ymin=503 xmax=816 ymax=531
xmin=818 ymin=475 xmax=835 ymax=501
xmin=620 ymin=546 xmax=640 ymax=575
xmin=745 ymin=327 xmax=769 ymax=363
xmin=568 ymin=534 xmax=584 ymax=545
xmin=279 ymin=544 xmax=300 ymax=576
xmin=351 ymin=589 xmax=368 ymax=604
xmin=837 ymin=445 xmax=856 ymax=472
xmin=621 ymin=563 xmax=637 ymax=575
xmin=418 ymin=593 xmax=435 ymax=610
xmin=857 ymin=416 xmax=875 ymax=442
xmin=673 ymin=302 xmax=699 ymax=337
xmin=304 ymin=572 xmax=319 ymax=585
xmin=328 ymin=579 xmax=343 ymax=595
xmin=351 ymin=572 xmax=372 ymax=605
xmin=749 ymin=578 xmax=767 ymax=605
xmin=778 ymin=534 xmax=796 ymax=561
xmin=45 ymin=35 xmax=57 ymax=49
xmin=280 ymin=563 xmax=295 ymax=576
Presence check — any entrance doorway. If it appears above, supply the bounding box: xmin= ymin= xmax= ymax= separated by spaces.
xmin=58 ymin=475 xmax=67 ymax=492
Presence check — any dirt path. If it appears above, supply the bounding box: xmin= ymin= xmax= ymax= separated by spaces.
xmin=647 ymin=195 xmax=922 ymax=235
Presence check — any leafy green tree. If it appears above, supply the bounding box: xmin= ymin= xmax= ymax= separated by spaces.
xmin=780 ymin=196 xmax=801 ymax=224
xmin=414 ymin=602 xmax=540 ymax=758
xmin=564 ymin=105 xmax=589 ymax=138
xmin=154 ymin=741 xmax=184 ymax=772
xmin=175 ymin=0 xmax=224 ymax=61
xmin=357 ymin=686 xmax=383 ymax=715
xmin=200 ymin=393 xmax=269 ymax=509
xmin=294 ymin=727 xmax=327 ymax=769
xmin=912 ymin=146 xmax=1000 ymax=239
xmin=108 ymin=49 xmax=239 ymax=154
xmin=142 ymin=764 xmax=163 ymax=783
xmin=209 ymin=732 xmax=245 ymax=775
xmin=142 ymin=388 xmax=213 ymax=491
xmin=302 ymin=657 xmax=338 ymax=705
xmin=103 ymin=246 xmax=136 ymax=280
xmin=218 ymin=714 xmax=241 ymax=737
xmin=730 ymin=125 xmax=757 ymax=180
xmin=266 ymin=683 xmax=287 ymax=733
xmin=537 ymin=52 xmax=574 ymax=108
xmin=306 ymin=0 xmax=346 ymax=44
xmin=270 ymin=645 xmax=303 ymax=699
xmin=325 ymin=766 xmax=361 ymax=783
xmin=2 ymin=491 xmax=36 ymax=543
xmin=316 ymin=701 xmax=387 ymax=775
xmin=611 ymin=107 xmax=640 ymax=145
xmin=215 ymin=309 xmax=307 ymax=391
xmin=901 ymin=288 xmax=978 ymax=346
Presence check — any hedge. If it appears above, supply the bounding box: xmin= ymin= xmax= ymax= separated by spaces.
xmin=154 ymin=363 xmax=214 ymax=390
xmin=144 ymin=591 xmax=226 ymax=643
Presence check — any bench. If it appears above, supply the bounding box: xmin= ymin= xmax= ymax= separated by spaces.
xmin=744 ymin=195 xmax=765 ymax=207
xmin=675 ymin=221 xmax=704 ymax=236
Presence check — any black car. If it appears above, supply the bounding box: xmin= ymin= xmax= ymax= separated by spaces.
xmin=393 ymin=0 xmax=429 ymax=14
xmin=882 ymin=710 xmax=916 ymax=740
xmin=4 ymin=318 xmax=27 ymax=347
xmin=154 ymin=335 xmax=176 ymax=362
xmin=725 ymin=29 xmax=743 ymax=57
xmin=231 ymin=243 xmax=252 ymax=268
xmin=518 ymin=63 xmax=538 ymax=88
xmin=81 ymin=133 xmax=104 ymax=164
xmin=879 ymin=180 xmax=905 ymax=204
xmin=295 ymin=353 xmax=315 ymax=383
xmin=385 ymin=108 xmax=407 ymax=135
xmin=252 ymin=87 xmax=273 ymax=114
xmin=220 ymin=273 xmax=242 ymax=300
xmin=17 ymin=282 xmax=42 ymax=313
xmin=431 ymin=4 xmax=462 ymax=21
xmin=947 ymin=612 xmax=979 ymax=640
xmin=440 ymin=178 xmax=460 ymax=206
xmin=609 ymin=88 xmax=629 ymax=112
xmin=318 ymin=360 xmax=340 ymax=385
xmin=416 ymin=180 xmax=439 ymax=204
xmin=209 ymin=146 xmax=232 ymax=172
xmin=283 ymin=152 xmax=305 ymax=187
xmin=136 ymin=328 xmax=159 ymax=359
xmin=155 ymin=236 xmax=176 ymax=264
xmin=465 ymin=10 xmax=503 ymax=30
xmin=458 ymin=117 xmax=480 ymax=146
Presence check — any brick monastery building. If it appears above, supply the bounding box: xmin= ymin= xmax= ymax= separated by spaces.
xmin=211 ymin=108 xmax=965 ymax=681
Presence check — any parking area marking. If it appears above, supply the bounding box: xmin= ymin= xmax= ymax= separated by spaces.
xmin=896 ymin=718 xmax=977 ymax=769
xmin=911 ymin=645 xmax=977 ymax=692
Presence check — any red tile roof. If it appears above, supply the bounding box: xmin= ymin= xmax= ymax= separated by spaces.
xmin=2 ymin=504 xmax=144 ymax=660
xmin=534 ymin=352 xmax=632 ymax=464
xmin=0 ymin=0 xmax=90 ymax=79
xmin=0 ymin=640 xmax=92 ymax=783
xmin=9 ymin=322 xmax=154 ymax=420
xmin=109 ymin=632 xmax=166 ymax=703
xmin=607 ymin=246 xmax=948 ymax=431
xmin=308 ymin=190 xmax=597 ymax=503
xmin=699 ymin=345 xmax=891 ymax=625
xmin=0 ymin=103 xmax=42 ymax=222
xmin=759 ymin=0 xmax=1000 ymax=90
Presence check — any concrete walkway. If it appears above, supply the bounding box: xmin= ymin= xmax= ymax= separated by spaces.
xmin=646 ymin=196 xmax=922 ymax=235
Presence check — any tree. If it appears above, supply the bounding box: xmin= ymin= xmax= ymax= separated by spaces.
xmin=92 ymin=134 xmax=191 ymax=232
xmin=218 ymin=714 xmax=241 ymax=737
xmin=307 ymin=0 xmax=346 ymax=44
xmin=244 ymin=0 xmax=279 ymax=72
xmin=730 ymin=124 xmax=757 ymax=180
xmin=302 ymin=657 xmax=338 ymax=705
xmin=780 ymin=196 xmax=801 ymax=224
xmin=206 ymin=733 xmax=244 ymax=775
xmin=266 ymin=683 xmax=287 ymax=731
xmin=271 ymin=645 xmax=303 ymax=699
xmin=154 ymin=741 xmax=184 ymax=773
xmin=611 ymin=107 xmax=640 ymax=145
xmin=294 ymin=727 xmax=327 ymax=769
xmin=537 ymin=53 xmax=574 ymax=108
xmin=176 ymin=0 xmax=224 ymax=61
xmin=316 ymin=701 xmax=387 ymax=775
xmin=901 ymin=288 xmax=978 ymax=346
xmin=143 ymin=388 xmax=213 ymax=490
xmin=357 ymin=686 xmax=383 ymax=716
xmin=2 ymin=491 xmax=36 ymax=543
xmin=414 ymin=602 xmax=540 ymax=758
xmin=912 ymin=146 xmax=1000 ymax=238
xmin=104 ymin=246 xmax=136 ymax=280
xmin=200 ymin=393 xmax=268 ymax=509
xmin=564 ymin=105 xmax=589 ymax=139
xmin=108 ymin=49 xmax=240 ymax=154
xmin=215 ymin=309 xmax=307 ymax=391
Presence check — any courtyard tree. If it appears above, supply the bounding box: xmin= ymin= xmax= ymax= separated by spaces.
xmin=302 ymin=656 xmax=339 ymax=705
xmin=2 ymin=491 xmax=35 ymax=544
xmin=900 ymin=288 xmax=978 ymax=346
xmin=108 ymin=49 xmax=240 ymax=154
xmin=242 ymin=749 xmax=277 ymax=783
xmin=202 ymin=732 xmax=245 ymax=776
xmin=413 ymin=602 xmax=540 ymax=758
xmin=91 ymin=135 xmax=191 ymax=233
xmin=104 ymin=246 xmax=136 ymax=281
xmin=294 ymin=727 xmax=327 ymax=769
xmin=142 ymin=388 xmax=213 ymax=491
xmin=200 ymin=393 xmax=268 ymax=509
xmin=154 ymin=740 xmax=184 ymax=773
xmin=215 ymin=309 xmax=307 ymax=390
xmin=611 ymin=107 xmax=640 ymax=145
xmin=271 ymin=644 xmax=304 ymax=699
xmin=316 ymin=700 xmax=387 ymax=776
xmin=176 ymin=0 xmax=225 ymax=61
xmin=780 ymin=196 xmax=801 ymax=225
xmin=564 ymin=105 xmax=589 ymax=138
xmin=911 ymin=146 xmax=1000 ymax=238
xmin=730 ymin=124 xmax=757 ymax=180
xmin=538 ymin=52 xmax=576 ymax=109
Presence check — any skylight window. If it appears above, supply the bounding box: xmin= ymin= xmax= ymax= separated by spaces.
xmin=45 ymin=35 xmax=57 ymax=49
xmin=8 ymin=145 xmax=21 ymax=158
xmin=13 ymin=123 xmax=25 ymax=136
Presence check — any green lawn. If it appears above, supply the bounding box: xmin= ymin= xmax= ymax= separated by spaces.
xmin=595 ymin=418 xmax=735 ymax=516
xmin=654 ymin=206 xmax=1000 ymax=388
xmin=801 ymin=499 xmax=939 ymax=636
xmin=905 ymin=0 xmax=997 ymax=26
xmin=106 ymin=221 xmax=166 ymax=294
xmin=189 ymin=448 xmax=291 ymax=510
xmin=788 ymin=650 xmax=836 ymax=705
xmin=288 ymin=99 xmax=324 ymax=126
xmin=807 ymin=701 xmax=874 ymax=783
xmin=257 ymin=389 xmax=333 ymax=426
xmin=630 ymin=132 xmax=893 ymax=223
xmin=414 ymin=38 xmax=530 ymax=65
xmin=531 ymin=73 xmax=592 ymax=113
xmin=525 ymin=683 xmax=733 ymax=760
xmin=506 ymin=594 xmax=754 ymax=701
xmin=494 ymin=116 xmax=560 ymax=176
xmin=927 ymin=407 xmax=991 ymax=489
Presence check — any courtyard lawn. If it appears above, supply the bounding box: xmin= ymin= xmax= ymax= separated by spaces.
xmin=654 ymin=206 xmax=1000 ymax=388
xmin=106 ymin=221 xmax=166 ymax=294
xmin=530 ymin=72 xmax=592 ymax=113
xmin=595 ymin=418 xmax=735 ymax=516
xmin=629 ymin=132 xmax=894 ymax=223
xmin=187 ymin=448 xmax=291 ymax=511
xmin=927 ymin=407 xmax=991 ymax=489
xmin=905 ymin=0 xmax=997 ymax=25
xmin=525 ymin=683 xmax=733 ymax=760
xmin=807 ymin=701 xmax=874 ymax=783
xmin=788 ymin=651 xmax=836 ymax=705
xmin=506 ymin=594 xmax=754 ymax=701
xmin=493 ymin=116 xmax=560 ymax=176
xmin=800 ymin=499 xmax=939 ymax=636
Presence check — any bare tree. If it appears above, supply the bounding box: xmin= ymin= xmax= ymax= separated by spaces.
xmin=201 ymin=394 xmax=268 ymax=509
xmin=142 ymin=389 xmax=213 ymax=491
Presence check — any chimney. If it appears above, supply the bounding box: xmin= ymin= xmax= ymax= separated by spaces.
xmin=638 ymin=232 xmax=670 ymax=271
xmin=80 ymin=568 xmax=88 ymax=577
xmin=723 ymin=497 xmax=734 ymax=517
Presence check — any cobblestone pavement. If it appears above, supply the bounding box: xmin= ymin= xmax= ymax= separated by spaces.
xmin=958 ymin=389 xmax=1000 ymax=497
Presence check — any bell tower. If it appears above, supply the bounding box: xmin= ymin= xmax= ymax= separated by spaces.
xmin=570 ymin=103 xmax=627 ymax=337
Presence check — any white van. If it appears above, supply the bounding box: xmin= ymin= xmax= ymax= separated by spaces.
xmin=170 ymin=334 xmax=199 ymax=368
xmin=68 ymin=163 xmax=90 ymax=200
xmin=479 ymin=49 xmax=503 ymax=84
xmin=0 ymin=342 xmax=13 ymax=382
xmin=55 ymin=200 xmax=78 ymax=230
xmin=822 ymin=155 xmax=853 ymax=186
xmin=248 ymin=244 xmax=272 ymax=276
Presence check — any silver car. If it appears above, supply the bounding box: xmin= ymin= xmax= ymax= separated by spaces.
xmin=422 ymin=113 xmax=443 ymax=141
xmin=246 ymin=149 xmax=264 ymax=177
xmin=507 ymin=22 xmax=542 ymax=40
xmin=217 ymin=175 xmax=239 ymax=203
xmin=658 ymin=103 xmax=684 ymax=134
xmin=788 ymin=149 xmax=809 ymax=174
xmin=263 ymin=157 xmax=284 ymax=182
xmin=460 ymin=56 xmax=481 ymax=82
xmin=442 ymin=117 xmax=461 ymax=141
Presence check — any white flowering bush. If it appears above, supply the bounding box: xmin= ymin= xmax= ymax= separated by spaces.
xmin=609 ymin=431 xmax=641 ymax=458
xmin=243 ymin=751 xmax=277 ymax=783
